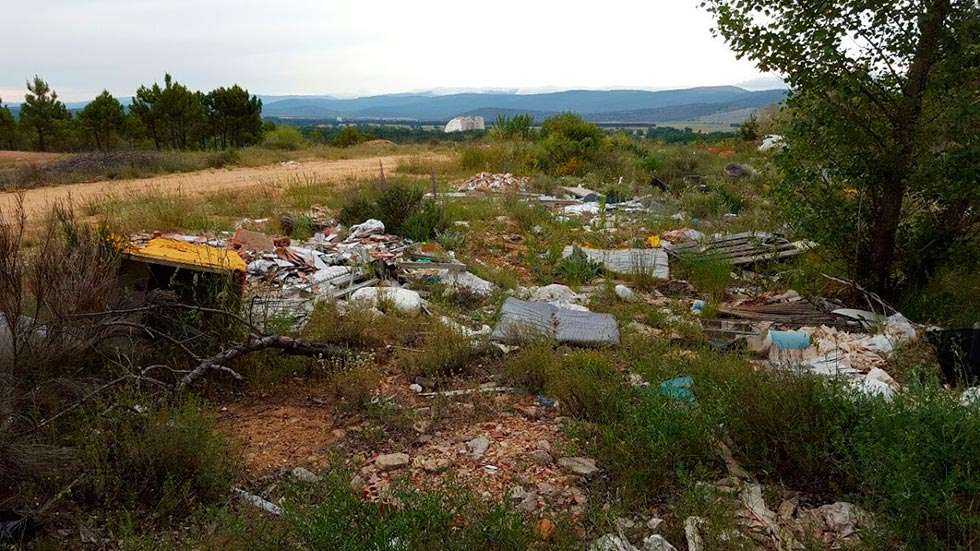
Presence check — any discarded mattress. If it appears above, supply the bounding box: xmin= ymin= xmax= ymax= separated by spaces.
xmin=123 ymin=238 xmax=246 ymax=274
xmin=491 ymin=297 xmax=619 ymax=347
xmin=561 ymin=246 xmax=669 ymax=279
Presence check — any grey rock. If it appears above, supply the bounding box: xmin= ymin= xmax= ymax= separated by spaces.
xmin=375 ymin=453 xmax=410 ymax=471
xmin=590 ymin=534 xmax=638 ymax=551
xmin=642 ymin=534 xmax=677 ymax=551
xmin=558 ymin=456 xmax=599 ymax=476
xmin=291 ymin=466 xmax=318 ymax=483
xmin=467 ymin=434 xmax=490 ymax=458
xmin=528 ymin=449 xmax=553 ymax=465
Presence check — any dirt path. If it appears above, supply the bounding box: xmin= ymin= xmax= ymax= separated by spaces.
xmin=0 ymin=153 xmax=438 ymax=221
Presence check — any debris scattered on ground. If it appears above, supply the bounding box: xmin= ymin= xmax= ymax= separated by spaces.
xmin=666 ymin=231 xmax=812 ymax=267
xmin=457 ymin=172 xmax=529 ymax=193
xmin=233 ymin=488 xmax=283 ymax=515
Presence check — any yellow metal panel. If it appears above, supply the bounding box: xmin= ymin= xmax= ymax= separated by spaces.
xmin=124 ymin=238 xmax=246 ymax=273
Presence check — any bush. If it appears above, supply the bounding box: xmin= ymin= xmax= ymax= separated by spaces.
xmin=673 ymin=253 xmax=732 ymax=300
xmin=205 ymin=148 xmax=241 ymax=168
xmin=262 ymin=126 xmax=306 ymax=150
xmin=555 ymin=246 xmax=603 ymax=285
xmin=401 ymin=200 xmax=448 ymax=241
xmin=79 ymin=396 xmax=239 ymax=523
xmin=402 ymin=322 xmax=486 ymax=379
xmin=337 ymin=181 xmax=428 ymax=237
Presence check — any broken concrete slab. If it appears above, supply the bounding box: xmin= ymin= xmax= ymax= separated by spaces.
xmin=562 ymin=246 xmax=669 ymax=280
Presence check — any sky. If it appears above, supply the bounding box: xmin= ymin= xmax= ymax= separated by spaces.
xmin=0 ymin=0 xmax=783 ymax=103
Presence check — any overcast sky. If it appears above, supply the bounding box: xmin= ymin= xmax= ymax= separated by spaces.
xmin=0 ymin=0 xmax=782 ymax=103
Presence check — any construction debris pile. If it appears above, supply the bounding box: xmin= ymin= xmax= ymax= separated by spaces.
xmin=456 ymin=172 xmax=529 ymax=193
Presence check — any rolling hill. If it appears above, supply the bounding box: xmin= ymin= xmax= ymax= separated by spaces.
xmin=260 ymin=86 xmax=787 ymax=123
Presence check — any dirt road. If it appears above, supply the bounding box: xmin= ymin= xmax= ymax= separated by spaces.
xmin=0 ymin=153 xmax=435 ymax=221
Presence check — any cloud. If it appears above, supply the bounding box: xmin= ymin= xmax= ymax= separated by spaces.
xmin=0 ymin=0 xmax=774 ymax=101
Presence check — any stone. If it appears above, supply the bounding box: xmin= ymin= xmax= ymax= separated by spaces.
xmin=536 ymin=518 xmax=557 ymax=541
xmin=415 ymin=456 xmax=450 ymax=473
xmin=509 ymin=485 xmax=527 ymax=502
xmin=558 ymin=456 xmax=599 ymax=476
xmin=291 ymin=466 xmax=318 ymax=483
xmin=615 ymin=517 xmax=636 ymax=531
xmin=409 ymin=383 xmax=423 ymax=393
xmin=536 ymin=439 xmax=551 ymax=452
xmin=528 ymin=449 xmax=553 ymax=465
xmin=647 ymin=517 xmax=664 ymax=532
xmin=536 ymin=481 xmax=560 ymax=496
xmin=615 ymin=284 xmax=637 ymax=302
xmin=642 ymin=535 xmax=677 ymax=551
xmin=375 ymin=453 xmax=410 ymax=471
xmin=467 ymin=434 xmax=490 ymax=458
xmin=517 ymin=492 xmax=538 ymax=513
xmin=590 ymin=534 xmax=638 ymax=551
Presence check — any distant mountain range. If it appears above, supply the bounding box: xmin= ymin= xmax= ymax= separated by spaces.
xmin=260 ymin=86 xmax=787 ymax=124
xmin=6 ymin=86 xmax=787 ymax=125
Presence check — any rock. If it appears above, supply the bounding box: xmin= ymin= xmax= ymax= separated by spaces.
xmin=467 ymin=434 xmax=490 ymax=458
xmin=291 ymin=466 xmax=318 ymax=483
xmin=416 ymin=456 xmax=451 ymax=473
xmin=558 ymin=456 xmax=599 ymax=476
xmin=351 ymin=287 xmax=423 ymax=316
xmin=724 ymin=163 xmax=757 ymax=179
xmin=517 ymin=492 xmax=538 ymax=513
xmin=615 ymin=284 xmax=637 ymax=302
xmin=684 ymin=517 xmax=705 ymax=551
xmin=615 ymin=517 xmax=636 ymax=531
xmin=536 ymin=481 xmax=560 ymax=496
xmin=647 ymin=517 xmax=664 ymax=532
xmin=642 ymin=534 xmax=677 ymax=551
xmin=536 ymin=518 xmax=557 ymax=541
xmin=409 ymin=383 xmax=423 ymax=393
xmin=812 ymin=502 xmax=867 ymax=538
xmin=528 ymin=449 xmax=553 ymax=465
xmin=536 ymin=439 xmax=551 ymax=452
xmin=590 ymin=534 xmax=638 ymax=551
xmin=509 ymin=485 xmax=527 ymax=502
xmin=375 ymin=453 xmax=410 ymax=471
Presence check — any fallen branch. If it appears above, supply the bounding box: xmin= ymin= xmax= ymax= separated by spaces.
xmin=177 ymin=335 xmax=349 ymax=390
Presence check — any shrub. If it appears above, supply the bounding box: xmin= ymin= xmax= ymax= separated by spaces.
xmin=332 ymin=126 xmax=368 ymax=148
xmin=79 ymin=396 xmax=239 ymax=523
xmin=204 ymin=148 xmax=241 ymax=168
xmin=673 ymin=253 xmax=732 ymax=300
xmin=555 ymin=246 xmax=602 ymax=285
xmin=402 ymin=322 xmax=486 ymax=379
xmin=401 ymin=200 xmax=448 ymax=241
xmin=338 ymin=181 xmax=427 ymax=236
xmin=262 ymin=126 xmax=306 ymax=150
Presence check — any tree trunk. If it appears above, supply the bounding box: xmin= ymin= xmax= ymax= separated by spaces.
xmin=866 ymin=0 xmax=950 ymax=295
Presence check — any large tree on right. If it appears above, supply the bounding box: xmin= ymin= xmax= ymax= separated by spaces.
xmin=703 ymin=0 xmax=979 ymax=297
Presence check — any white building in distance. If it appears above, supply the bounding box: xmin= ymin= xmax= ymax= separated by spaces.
xmin=444 ymin=116 xmax=485 ymax=133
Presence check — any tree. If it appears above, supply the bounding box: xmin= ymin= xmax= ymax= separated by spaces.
xmin=19 ymin=76 xmax=70 ymax=152
xmin=205 ymin=85 xmax=263 ymax=148
xmin=703 ymin=0 xmax=980 ymax=296
xmin=0 ymin=97 xmax=17 ymax=150
xmin=332 ymin=126 xmax=367 ymax=148
xmin=131 ymin=74 xmax=207 ymax=150
xmin=79 ymin=91 xmax=125 ymax=152
xmin=737 ymin=113 xmax=760 ymax=141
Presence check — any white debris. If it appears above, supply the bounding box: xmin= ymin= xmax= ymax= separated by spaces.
xmin=615 ymin=284 xmax=637 ymax=302
xmin=233 ymin=488 xmax=283 ymax=515
xmin=590 ymin=534 xmax=638 ymax=551
xmin=562 ymin=246 xmax=670 ymax=280
xmin=960 ymin=387 xmax=980 ymax=407
xmin=439 ymin=316 xmax=492 ymax=338
xmin=348 ymin=219 xmax=385 ymax=239
xmin=442 ymin=270 xmax=495 ymax=297
xmin=350 ymin=287 xmax=422 ymax=315
xmin=528 ymin=284 xmax=590 ymax=311
xmin=758 ymin=134 xmax=786 ymax=152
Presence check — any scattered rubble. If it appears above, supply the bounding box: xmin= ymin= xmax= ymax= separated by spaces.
xmin=492 ymin=297 xmax=620 ymax=347
xmin=457 ymin=172 xmax=529 ymax=193
xmin=562 ymin=246 xmax=670 ymax=279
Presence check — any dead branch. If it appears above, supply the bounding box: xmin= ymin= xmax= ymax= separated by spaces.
xmin=177 ymin=335 xmax=349 ymax=390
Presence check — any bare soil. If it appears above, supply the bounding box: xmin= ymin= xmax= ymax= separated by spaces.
xmin=0 ymin=153 xmax=443 ymax=222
